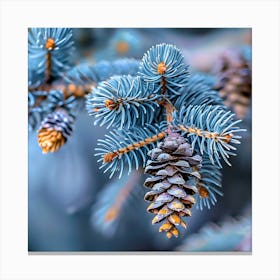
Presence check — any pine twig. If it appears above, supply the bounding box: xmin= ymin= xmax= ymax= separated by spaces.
xmin=103 ymin=132 xmax=166 ymax=163
xmin=178 ymin=124 xmax=233 ymax=143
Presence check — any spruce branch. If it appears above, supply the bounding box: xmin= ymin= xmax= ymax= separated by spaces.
xmin=174 ymin=73 xmax=224 ymax=109
xmin=29 ymin=83 xmax=94 ymax=99
xmin=29 ymin=89 xmax=80 ymax=131
xmin=174 ymin=104 xmax=246 ymax=167
xmin=28 ymin=56 xmax=141 ymax=134
xmin=29 ymin=58 xmax=140 ymax=100
xmin=46 ymin=90 xmax=82 ymax=115
xmin=28 ymin=31 xmax=142 ymax=154
xmin=195 ymin=157 xmax=223 ymax=210
xmin=63 ymin=58 xmax=140 ymax=86
xmin=28 ymin=28 xmax=74 ymax=83
xmin=86 ymin=75 xmax=160 ymax=129
xmin=177 ymin=206 xmax=251 ymax=251
xmin=28 ymin=87 xmax=87 ymax=133
xmin=91 ymin=169 xmax=143 ymax=237
xmin=28 ymin=91 xmax=49 ymax=130
xmin=138 ymin=43 xmax=190 ymax=101
xmin=95 ymin=122 xmax=167 ymax=178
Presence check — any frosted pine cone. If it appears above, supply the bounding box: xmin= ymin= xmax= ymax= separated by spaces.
xmin=144 ymin=133 xmax=202 ymax=238
xmin=37 ymin=108 xmax=74 ymax=153
xmin=213 ymin=49 xmax=251 ymax=119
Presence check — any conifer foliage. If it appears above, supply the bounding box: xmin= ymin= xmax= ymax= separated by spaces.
xmin=28 ymin=28 xmax=249 ymax=238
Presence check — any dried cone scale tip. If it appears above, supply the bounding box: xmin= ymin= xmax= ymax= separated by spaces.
xmin=144 ymin=133 xmax=202 ymax=238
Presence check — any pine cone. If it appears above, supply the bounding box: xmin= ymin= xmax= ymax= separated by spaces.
xmin=144 ymin=133 xmax=202 ymax=238
xmin=213 ymin=49 xmax=251 ymax=119
xmin=37 ymin=109 xmax=74 ymax=153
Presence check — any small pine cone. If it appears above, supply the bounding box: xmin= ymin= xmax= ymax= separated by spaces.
xmin=37 ymin=109 xmax=74 ymax=153
xmin=213 ymin=49 xmax=251 ymax=118
xmin=144 ymin=133 xmax=202 ymax=238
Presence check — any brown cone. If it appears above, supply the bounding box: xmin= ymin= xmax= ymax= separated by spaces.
xmin=37 ymin=109 xmax=74 ymax=154
xmin=213 ymin=49 xmax=251 ymax=119
xmin=38 ymin=128 xmax=66 ymax=153
xmin=144 ymin=133 xmax=202 ymax=238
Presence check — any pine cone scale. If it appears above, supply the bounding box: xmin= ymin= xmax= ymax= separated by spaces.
xmin=167 ymin=186 xmax=187 ymax=198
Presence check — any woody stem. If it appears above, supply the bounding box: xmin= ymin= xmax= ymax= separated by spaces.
xmin=103 ymin=132 xmax=166 ymax=163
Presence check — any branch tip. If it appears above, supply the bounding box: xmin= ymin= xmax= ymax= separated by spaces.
xmin=157 ymin=62 xmax=167 ymax=75
xmin=45 ymin=38 xmax=55 ymax=50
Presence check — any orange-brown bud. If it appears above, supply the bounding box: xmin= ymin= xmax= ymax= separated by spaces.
xmin=198 ymin=186 xmax=209 ymax=198
xmin=105 ymin=99 xmax=118 ymax=110
xmin=45 ymin=38 xmax=55 ymax=50
xmin=157 ymin=62 xmax=166 ymax=75
xmin=103 ymin=152 xmax=118 ymax=163
xmin=223 ymin=133 xmax=233 ymax=143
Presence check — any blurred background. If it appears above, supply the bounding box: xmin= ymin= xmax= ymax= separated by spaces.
xmin=28 ymin=28 xmax=252 ymax=252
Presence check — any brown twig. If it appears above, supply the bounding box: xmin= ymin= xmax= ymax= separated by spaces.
xmin=45 ymin=38 xmax=56 ymax=83
xmin=103 ymin=132 xmax=166 ymax=163
xmin=178 ymin=124 xmax=233 ymax=143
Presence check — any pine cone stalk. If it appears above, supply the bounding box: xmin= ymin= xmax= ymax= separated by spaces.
xmin=144 ymin=132 xmax=202 ymax=238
